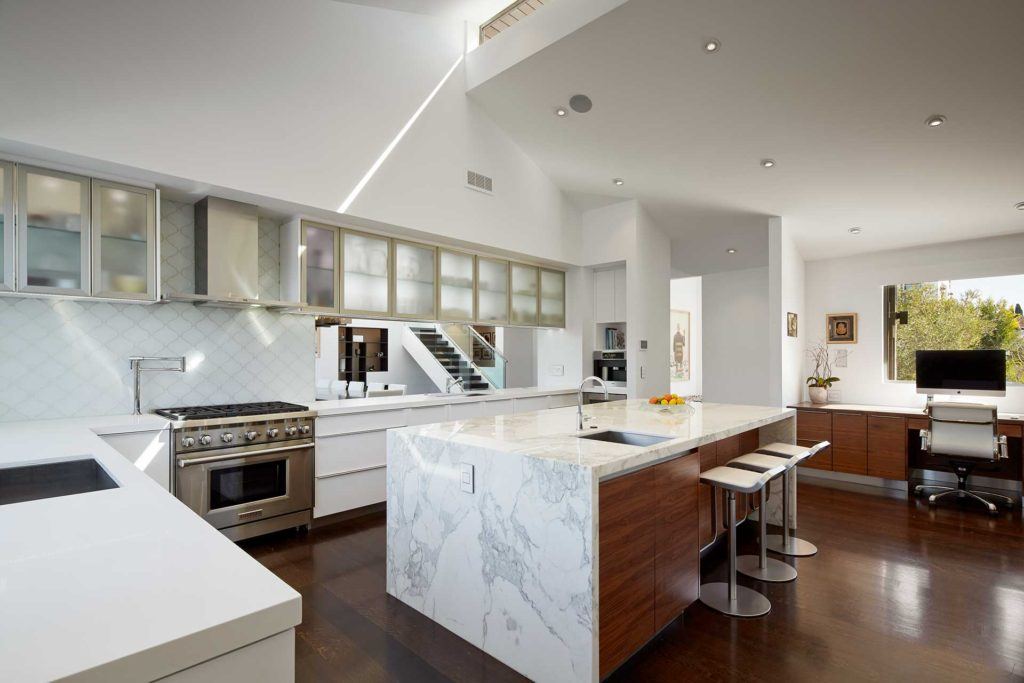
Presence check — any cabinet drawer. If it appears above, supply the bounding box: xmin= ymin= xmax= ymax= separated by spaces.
xmin=548 ymin=393 xmax=578 ymax=409
xmin=406 ymin=405 xmax=448 ymax=426
xmin=314 ymin=466 xmax=386 ymax=518
xmin=796 ymin=410 xmax=832 ymax=442
xmin=867 ymin=415 xmax=907 ymax=480
xmin=907 ymin=416 xmax=929 ymax=431
xmin=317 ymin=409 xmax=407 ymax=437
xmin=316 ymin=430 xmax=386 ymax=477
xmin=449 ymin=401 xmax=482 ymax=421
xmin=998 ymin=422 xmax=1023 ymax=439
xmin=514 ymin=396 xmax=550 ymax=413
xmin=479 ymin=399 xmax=515 ymax=417
xmin=832 ymin=412 xmax=867 ymax=475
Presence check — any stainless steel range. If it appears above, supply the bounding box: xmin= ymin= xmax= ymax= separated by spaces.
xmin=156 ymin=402 xmax=315 ymax=542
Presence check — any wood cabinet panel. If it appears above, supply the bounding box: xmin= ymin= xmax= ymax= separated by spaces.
xmin=867 ymin=415 xmax=907 ymax=480
xmin=698 ymin=442 xmax=717 ymax=548
xmin=654 ymin=454 xmax=699 ymax=631
xmin=907 ymin=416 xmax=929 ymax=431
xmin=599 ymin=468 xmax=656 ymax=677
xmin=796 ymin=410 xmax=833 ymax=470
xmin=998 ymin=422 xmax=1023 ymax=439
xmin=832 ymin=412 xmax=867 ymax=475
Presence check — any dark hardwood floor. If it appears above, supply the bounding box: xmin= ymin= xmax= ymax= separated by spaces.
xmin=243 ymin=482 xmax=1024 ymax=682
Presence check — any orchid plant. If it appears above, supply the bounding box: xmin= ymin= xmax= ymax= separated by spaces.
xmin=806 ymin=341 xmax=841 ymax=389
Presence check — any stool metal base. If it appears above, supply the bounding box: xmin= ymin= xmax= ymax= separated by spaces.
xmin=736 ymin=555 xmax=798 ymax=582
xmin=699 ymin=582 xmax=771 ymax=617
xmin=766 ymin=534 xmax=818 ymax=557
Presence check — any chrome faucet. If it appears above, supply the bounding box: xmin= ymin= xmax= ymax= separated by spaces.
xmin=446 ymin=376 xmax=465 ymax=394
xmin=129 ymin=356 xmax=186 ymax=415
xmin=577 ymin=376 xmax=609 ymax=430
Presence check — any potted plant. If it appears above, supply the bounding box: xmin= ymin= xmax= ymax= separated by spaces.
xmin=806 ymin=341 xmax=840 ymax=404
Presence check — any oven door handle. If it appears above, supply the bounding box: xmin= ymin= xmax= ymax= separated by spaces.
xmin=177 ymin=443 xmax=311 ymax=467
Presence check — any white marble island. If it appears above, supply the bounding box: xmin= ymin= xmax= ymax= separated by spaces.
xmin=386 ymin=400 xmax=796 ymax=682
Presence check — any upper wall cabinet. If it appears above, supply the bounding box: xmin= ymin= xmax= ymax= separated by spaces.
xmin=510 ymin=262 xmax=539 ymax=326
xmin=539 ymin=268 xmax=566 ymax=327
xmin=17 ymin=165 xmax=91 ymax=296
xmin=301 ymin=221 xmax=340 ymax=313
xmin=91 ymin=179 xmax=157 ymax=300
xmin=342 ymin=230 xmax=390 ymax=316
xmin=594 ymin=265 xmax=627 ymax=323
xmin=439 ymin=248 xmax=475 ymax=322
xmin=392 ymin=240 xmax=436 ymax=320
xmin=477 ymin=257 xmax=509 ymax=325
xmin=0 ymin=161 xmax=12 ymax=292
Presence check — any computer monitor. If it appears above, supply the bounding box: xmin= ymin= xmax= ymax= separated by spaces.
xmin=915 ymin=350 xmax=1006 ymax=397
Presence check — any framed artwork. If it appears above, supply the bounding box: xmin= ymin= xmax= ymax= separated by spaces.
xmin=671 ymin=309 xmax=690 ymax=381
xmin=826 ymin=313 xmax=857 ymax=344
xmin=787 ymin=312 xmax=798 ymax=338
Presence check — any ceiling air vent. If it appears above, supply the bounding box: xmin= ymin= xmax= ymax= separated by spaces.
xmin=466 ymin=170 xmax=493 ymax=195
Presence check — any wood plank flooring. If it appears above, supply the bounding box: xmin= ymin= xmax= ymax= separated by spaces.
xmin=242 ymin=481 xmax=1024 ymax=682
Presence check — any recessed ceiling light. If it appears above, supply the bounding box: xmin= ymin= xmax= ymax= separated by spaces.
xmin=555 ymin=107 xmax=567 ymax=117
xmin=761 ymin=159 xmax=776 ymax=168
xmin=569 ymin=94 xmax=593 ymax=113
xmin=925 ymin=114 xmax=946 ymax=127
xmin=703 ymin=38 xmax=721 ymax=53
xmin=612 ymin=178 xmax=625 ymax=186
xmin=726 ymin=248 xmax=737 ymax=254
xmin=848 ymin=227 xmax=862 ymax=235
xmin=1015 ymin=201 xmax=1024 ymax=210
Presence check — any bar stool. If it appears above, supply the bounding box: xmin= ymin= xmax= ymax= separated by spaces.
xmin=756 ymin=441 xmax=830 ymax=557
xmin=699 ymin=462 xmax=787 ymax=617
xmin=725 ymin=452 xmax=798 ymax=583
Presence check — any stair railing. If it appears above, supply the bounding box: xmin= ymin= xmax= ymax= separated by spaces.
xmin=439 ymin=323 xmax=509 ymax=389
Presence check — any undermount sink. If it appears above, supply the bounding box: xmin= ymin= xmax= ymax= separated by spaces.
xmin=0 ymin=458 xmax=118 ymax=506
xmin=576 ymin=430 xmax=672 ymax=447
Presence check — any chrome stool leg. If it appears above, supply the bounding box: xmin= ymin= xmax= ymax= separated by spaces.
xmin=766 ymin=469 xmax=817 ymax=557
xmin=700 ymin=489 xmax=772 ymax=617
xmin=737 ymin=488 xmax=797 ymax=582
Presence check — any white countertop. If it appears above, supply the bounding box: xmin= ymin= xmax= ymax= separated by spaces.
xmin=392 ymin=400 xmax=794 ymax=479
xmin=309 ymin=385 xmax=578 ymax=416
xmin=0 ymin=416 xmax=300 ymax=682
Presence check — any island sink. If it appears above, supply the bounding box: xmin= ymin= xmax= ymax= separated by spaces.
xmin=577 ymin=430 xmax=672 ymax=447
xmin=0 ymin=458 xmax=118 ymax=506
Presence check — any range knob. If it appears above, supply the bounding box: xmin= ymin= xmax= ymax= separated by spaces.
xmin=244 ymin=430 xmax=259 ymax=441
xmin=266 ymin=428 xmax=279 ymax=438
xmin=199 ymin=434 xmax=213 ymax=446
xmin=300 ymin=425 xmax=311 ymax=435
xmin=285 ymin=426 xmax=298 ymax=437
xmin=221 ymin=432 xmax=235 ymax=443
xmin=181 ymin=436 xmax=196 ymax=448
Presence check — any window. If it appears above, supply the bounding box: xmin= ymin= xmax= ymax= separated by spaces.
xmin=480 ymin=0 xmax=547 ymax=43
xmin=884 ymin=276 xmax=1024 ymax=382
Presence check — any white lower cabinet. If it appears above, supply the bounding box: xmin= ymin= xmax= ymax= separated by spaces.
xmin=547 ymin=393 xmax=577 ymax=408
xmin=99 ymin=428 xmax=170 ymax=490
xmin=448 ymin=401 xmax=482 ymax=421
xmin=156 ymin=629 xmax=294 ymax=683
xmin=314 ymin=466 xmax=388 ymax=519
xmin=479 ymin=399 xmax=515 ymax=417
xmin=513 ymin=396 xmax=550 ymax=413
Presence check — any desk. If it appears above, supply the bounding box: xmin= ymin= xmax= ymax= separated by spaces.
xmin=788 ymin=402 xmax=1024 ymax=483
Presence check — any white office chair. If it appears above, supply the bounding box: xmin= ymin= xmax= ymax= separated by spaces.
xmin=329 ymin=380 xmax=348 ymax=399
xmin=916 ymin=402 xmax=1013 ymax=514
xmin=347 ymin=381 xmax=366 ymax=398
xmin=315 ymin=379 xmax=333 ymax=400
xmin=367 ymin=382 xmax=386 ymax=392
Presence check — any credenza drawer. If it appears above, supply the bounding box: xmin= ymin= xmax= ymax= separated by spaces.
xmin=796 ymin=410 xmax=832 ymax=442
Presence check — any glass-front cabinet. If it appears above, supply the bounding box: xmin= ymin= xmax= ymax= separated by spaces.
xmin=539 ymin=268 xmax=566 ymax=327
xmin=301 ymin=221 xmax=340 ymax=313
xmin=476 ymin=257 xmax=509 ymax=324
xmin=510 ymin=262 xmax=539 ymax=326
xmin=438 ymin=249 xmax=475 ymax=321
xmin=0 ymin=160 xmax=13 ymax=291
xmin=17 ymin=165 xmax=91 ymax=296
xmin=91 ymin=179 xmax=157 ymax=300
xmin=392 ymin=240 xmax=436 ymax=319
xmin=342 ymin=230 xmax=390 ymax=315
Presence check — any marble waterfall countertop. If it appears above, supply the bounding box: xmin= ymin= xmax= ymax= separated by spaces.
xmin=391 ymin=399 xmax=795 ymax=479
xmin=0 ymin=415 xmax=300 ymax=682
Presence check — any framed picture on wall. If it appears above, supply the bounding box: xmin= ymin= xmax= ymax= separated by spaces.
xmin=671 ymin=310 xmax=690 ymax=381
xmin=826 ymin=312 xmax=857 ymax=344
xmin=787 ymin=312 xmax=798 ymax=338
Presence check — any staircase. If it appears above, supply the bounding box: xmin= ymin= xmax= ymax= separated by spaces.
xmin=409 ymin=327 xmax=491 ymax=390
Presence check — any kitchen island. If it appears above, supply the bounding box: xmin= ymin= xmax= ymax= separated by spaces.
xmin=386 ymin=400 xmax=796 ymax=682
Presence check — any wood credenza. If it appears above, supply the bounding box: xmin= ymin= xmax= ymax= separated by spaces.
xmin=790 ymin=403 xmax=1024 ymax=482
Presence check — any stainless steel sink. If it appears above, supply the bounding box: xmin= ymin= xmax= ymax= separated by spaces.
xmin=0 ymin=458 xmax=118 ymax=506
xmin=577 ymin=430 xmax=672 ymax=447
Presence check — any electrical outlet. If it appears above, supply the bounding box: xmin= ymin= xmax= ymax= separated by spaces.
xmin=639 ymin=339 xmax=648 ymax=350
xmin=827 ymin=388 xmax=841 ymax=402
xmin=460 ymin=463 xmax=474 ymax=494
xmin=549 ymin=364 xmax=564 ymax=376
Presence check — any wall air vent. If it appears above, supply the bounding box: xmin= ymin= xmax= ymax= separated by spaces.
xmin=466 ymin=170 xmax=494 ymax=195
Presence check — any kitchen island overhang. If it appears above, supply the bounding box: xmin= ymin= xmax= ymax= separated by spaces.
xmin=385 ymin=400 xmax=797 ymax=683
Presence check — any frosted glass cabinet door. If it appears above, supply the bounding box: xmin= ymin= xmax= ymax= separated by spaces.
xmin=439 ymin=249 xmax=475 ymax=321
xmin=91 ymin=180 xmax=157 ymax=300
xmin=476 ymin=257 xmax=508 ymax=324
xmin=392 ymin=240 xmax=436 ymax=319
xmin=343 ymin=231 xmax=390 ymax=315
xmin=539 ymin=268 xmax=566 ymax=327
xmin=510 ymin=262 xmax=539 ymax=326
xmin=0 ymin=161 xmax=12 ymax=291
xmin=17 ymin=165 xmax=91 ymax=295
xmin=303 ymin=222 xmax=339 ymax=312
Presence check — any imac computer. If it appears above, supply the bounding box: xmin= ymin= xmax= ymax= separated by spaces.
xmin=915 ymin=349 xmax=1006 ymax=397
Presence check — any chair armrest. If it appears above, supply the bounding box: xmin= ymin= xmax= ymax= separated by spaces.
xmin=920 ymin=429 xmax=931 ymax=452
xmin=997 ymin=435 xmax=1008 ymax=460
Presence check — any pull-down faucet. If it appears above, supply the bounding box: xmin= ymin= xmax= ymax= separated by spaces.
xmin=577 ymin=376 xmax=609 ymax=430
xmin=129 ymin=356 xmax=186 ymax=415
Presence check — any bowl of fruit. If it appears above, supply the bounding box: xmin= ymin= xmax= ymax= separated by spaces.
xmin=643 ymin=393 xmax=694 ymax=415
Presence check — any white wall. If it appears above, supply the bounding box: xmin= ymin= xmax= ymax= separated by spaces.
xmin=497 ymin=327 xmax=537 ymax=388
xmin=702 ymin=266 xmax=772 ymax=406
xmin=769 ymin=218 xmax=806 ymax=406
xmin=0 ymin=0 xmax=581 ymax=264
xmin=805 ymin=232 xmax=1024 ymax=413
xmin=670 ymin=277 xmax=702 ymax=397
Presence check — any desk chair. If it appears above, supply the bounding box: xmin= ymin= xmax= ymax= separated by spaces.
xmin=916 ymin=402 xmax=1013 ymax=514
